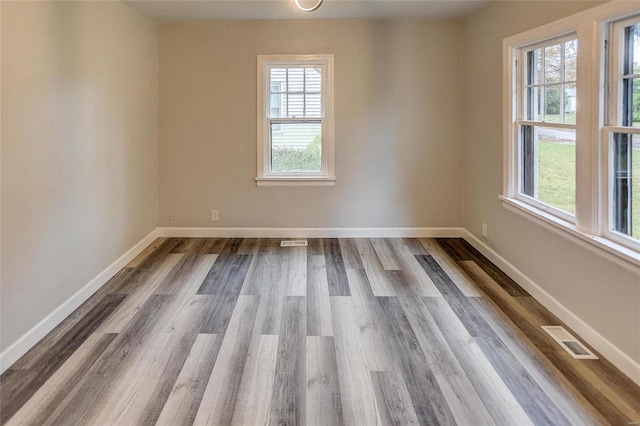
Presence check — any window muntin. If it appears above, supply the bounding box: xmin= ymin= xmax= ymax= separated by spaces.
xmin=516 ymin=36 xmax=578 ymax=220
xmin=257 ymin=55 xmax=334 ymax=186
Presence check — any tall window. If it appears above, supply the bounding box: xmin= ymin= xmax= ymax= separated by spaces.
xmin=503 ymin=3 xmax=640 ymax=270
xmin=519 ymin=37 xmax=578 ymax=220
xmin=607 ymin=16 xmax=640 ymax=249
xmin=256 ymin=55 xmax=334 ymax=187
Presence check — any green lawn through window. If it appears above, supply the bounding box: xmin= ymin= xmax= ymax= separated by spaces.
xmin=537 ymin=141 xmax=640 ymax=239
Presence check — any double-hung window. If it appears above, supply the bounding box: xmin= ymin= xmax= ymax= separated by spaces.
xmin=256 ymin=55 xmax=335 ymax=187
xmin=605 ymin=16 xmax=640 ymax=250
xmin=503 ymin=3 xmax=640 ymax=272
xmin=518 ymin=36 xmax=578 ymax=221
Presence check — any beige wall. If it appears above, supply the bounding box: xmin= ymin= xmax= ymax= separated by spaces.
xmin=463 ymin=1 xmax=640 ymax=366
xmin=3 ymin=0 xmax=636 ymax=378
xmin=158 ymin=20 xmax=463 ymax=228
xmin=1 ymin=1 xmax=158 ymax=351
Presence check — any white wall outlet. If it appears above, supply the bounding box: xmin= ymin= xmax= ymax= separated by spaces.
xmin=481 ymin=223 xmax=488 ymax=239
xmin=210 ymin=210 xmax=219 ymax=222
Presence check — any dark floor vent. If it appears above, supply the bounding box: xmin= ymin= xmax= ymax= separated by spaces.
xmin=542 ymin=326 xmax=598 ymax=359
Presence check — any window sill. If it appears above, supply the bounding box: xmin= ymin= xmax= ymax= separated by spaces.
xmin=499 ymin=196 xmax=640 ymax=277
xmin=256 ymin=176 xmax=336 ymax=187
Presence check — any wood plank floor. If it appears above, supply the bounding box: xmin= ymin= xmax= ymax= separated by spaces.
xmin=2 ymin=237 xmax=639 ymax=425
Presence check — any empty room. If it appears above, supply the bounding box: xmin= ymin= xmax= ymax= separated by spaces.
xmin=1 ymin=0 xmax=640 ymax=424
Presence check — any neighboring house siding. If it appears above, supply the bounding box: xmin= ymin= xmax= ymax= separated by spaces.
xmin=271 ymin=123 xmax=320 ymax=150
xmin=270 ymin=68 xmax=321 ymax=151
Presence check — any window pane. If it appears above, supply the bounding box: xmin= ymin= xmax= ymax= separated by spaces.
xmin=271 ymin=121 xmax=322 ymax=172
xmin=544 ymin=85 xmax=562 ymax=122
xmin=306 ymin=93 xmax=321 ymax=117
xmin=633 ymin=77 xmax=640 ymax=126
xmin=270 ymin=68 xmax=286 ymax=84
xmin=270 ymin=92 xmax=282 ymax=118
xmin=634 ymin=25 xmax=640 ymax=75
xmin=623 ymin=77 xmax=640 ymax=127
xmin=625 ymin=24 xmax=640 ymax=75
xmin=564 ymin=84 xmax=576 ymax=124
xmin=287 ymin=68 xmax=304 ymax=92
xmin=612 ymin=133 xmax=639 ymax=240
xmin=528 ymin=48 xmax=543 ymax=85
xmin=287 ymin=93 xmax=304 ymax=118
xmin=564 ymin=39 xmax=577 ymax=82
xmin=521 ymin=125 xmax=576 ymax=214
xmin=527 ymin=86 xmax=542 ymax=121
xmin=305 ymin=67 xmax=322 ymax=92
xmin=544 ymin=44 xmax=562 ymax=83
xmin=623 ymin=25 xmax=640 ymax=127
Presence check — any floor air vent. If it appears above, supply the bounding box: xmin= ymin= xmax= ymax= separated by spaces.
xmin=280 ymin=240 xmax=308 ymax=247
xmin=542 ymin=326 xmax=598 ymax=359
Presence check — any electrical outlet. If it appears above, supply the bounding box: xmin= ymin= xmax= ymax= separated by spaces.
xmin=210 ymin=210 xmax=219 ymax=222
xmin=168 ymin=215 xmax=172 ymax=224
xmin=481 ymin=223 xmax=488 ymax=239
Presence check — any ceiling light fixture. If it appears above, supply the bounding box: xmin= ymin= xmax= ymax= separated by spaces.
xmin=294 ymin=0 xmax=324 ymax=12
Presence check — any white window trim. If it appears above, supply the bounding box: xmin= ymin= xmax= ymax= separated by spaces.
xmin=256 ymin=54 xmax=335 ymax=187
xmin=503 ymin=2 xmax=640 ymax=276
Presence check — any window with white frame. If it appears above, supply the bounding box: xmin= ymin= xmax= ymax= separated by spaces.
xmin=256 ymin=55 xmax=335 ymax=187
xmin=605 ymin=15 xmax=640 ymax=250
xmin=503 ymin=3 xmax=640 ymax=272
xmin=518 ymin=36 xmax=578 ymax=220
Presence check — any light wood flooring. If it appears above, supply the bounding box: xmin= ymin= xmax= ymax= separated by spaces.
xmin=1 ymin=237 xmax=639 ymax=425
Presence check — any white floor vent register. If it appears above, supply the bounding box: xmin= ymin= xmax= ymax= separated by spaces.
xmin=280 ymin=240 xmax=308 ymax=247
xmin=542 ymin=326 xmax=598 ymax=359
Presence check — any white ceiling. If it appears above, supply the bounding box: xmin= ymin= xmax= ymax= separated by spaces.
xmin=124 ymin=0 xmax=488 ymax=22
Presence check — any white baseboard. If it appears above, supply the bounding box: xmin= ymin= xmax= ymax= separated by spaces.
xmin=157 ymin=226 xmax=465 ymax=239
xmin=0 ymin=228 xmax=161 ymax=374
xmin=0 ymin=225 xmax=460 ymax=373
xmin=5 ymin=224 xmax=637 ymax=389
xmin=462 ymin=229 xmax=640 ymax=387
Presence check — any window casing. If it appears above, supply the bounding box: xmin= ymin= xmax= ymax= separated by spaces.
xmin=503 ymin=3 xmax=640 ymax=273
xmin=256 ymin=55 xmax=335 ymax=187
